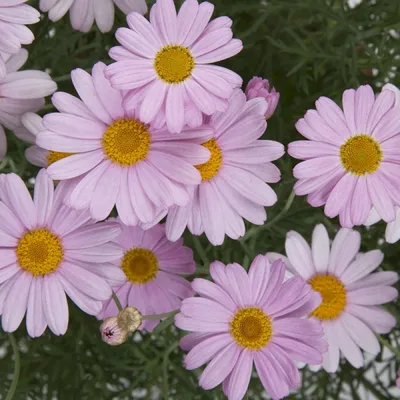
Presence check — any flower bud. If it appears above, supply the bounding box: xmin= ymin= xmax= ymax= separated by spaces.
xmin=117 ymin=307 xmax=142 ymax=333
xmin=245 ymin=77 xmax=280 ymax=119
xmin=100 ymin=317 xmax=129 ymax=346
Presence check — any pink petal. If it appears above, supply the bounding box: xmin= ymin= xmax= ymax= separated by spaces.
xmin=199 ymin=342 xmax=240 ymax=390
xmin=225 ymin=349 xmax=253 ymax=400
xmin=340 ymin=250 xmax=384 ymax=284
xmin=42 ymin=274 xmax=69 ymax=335
xmin=367 ymin=173 xmax=395 ymax=223
xmin=293 ymin=157 xmax=340 ymax=179
xmin=354 ymin=85 xmax=375 ymax=133
xmin=327 ymin=228 xmax=360 ymax=275
xmin=183 ymin=1 xmax=214 ymax=47
xmin=47 ymin=150 xmax=104 ymax=180
xmin=5 ymin=173 xmax=37 ymax=229
xmin=372 ymin=105 xmax=400 ymax=142
xmin=2 ymin=271 xmax=32 ymax=332
xmin=311 ymin=224 xmax=330 ymax=274
xmin=288 ymin=140 xmax=338 ymax=160
xmin=59 ymin=262 xmax=112 ymax=301
xmin=366 ymin=89 xmax=395 ymax=133
xmin=184 ymin=333 xmax=232 ymax=370
xmin=324 ymin=173 xmax=356 ymax=219
xmin=196 ymin=39 xmax=242 ymax=64
xmin=33 ymin=169 xmax=54 ymax=226
xmin=342 ymin=89 xmax=356 ymax=133
xmin=347 ymin=286 xmax=398 ymax=306
xmin=26 ymin=277 xmax=47 ymax=337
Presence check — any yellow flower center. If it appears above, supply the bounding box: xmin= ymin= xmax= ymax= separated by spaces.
xmin=230 ymin=307 xmax=273 ymax=351
xmin=154 ymin=45 xmax=195 ymax=84
xmin=47 ymin=151 xmax=74 ymax=166
xmin=16 ymin=229 xmax=64 ymax=276
xmin=102 ymin=119 xmax=151 ymax=167
xmin=340 ymin=134 xmax=382 ymax=175
xmin=195 ymin=139 xmax=223 ymax=181
xmin=121 ymin=248 xmax=159 ymax=284
xmin=309 ymin=275 xmax=347 ymax=320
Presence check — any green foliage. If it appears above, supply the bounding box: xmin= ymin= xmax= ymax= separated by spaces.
xmin=1 ymin=0 xmax=400 ymax=399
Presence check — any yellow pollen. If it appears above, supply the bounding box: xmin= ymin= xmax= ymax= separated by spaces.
xmin=121 ymin=248 xmax=159 ymax=284
xmin=102 ymin=119 xmax=151 ymax=167
xmin=309 ymin=275 xmax=347 ymax=320
xmin=195 ymin=139 xmax=223 ymax=181
xmin=154 ymin=45 xmax=195 ymax=84
xmin=230 ymin=307 xmax=272 ymax=351
xmin=16 ymin=229 xmax=64 ymax=276
xmin=340 ymin=134 xmax=382 ymax=175
xmin=47 ymin=151 xmax=74 ymax=166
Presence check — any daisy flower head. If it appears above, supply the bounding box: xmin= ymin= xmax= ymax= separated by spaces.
xmin=98 ymin=220 xmax=195 ymax=332
xmin=176 ymin=257 xmax=326 ymax=400
xmin=36 ymin=61 xmax=213 ymax=226
xmin=39 ymin=0 xmax=148 ymax=33
xmin=363 ymin=84 xmax=400 ymax=243
xmin=268 ymin=224 xmax=398 ymax=372
xmin=289 ymin=84 xmax=400 ymax=228
xmin=105 ymin=0 xmax=243 ymax=133
xmin=165 ymin=89 xmax=284 ymax=245
xmin=0 ymin=1 xmax=40 ymax=78
xmin=0 ymin=170 xmax=126 ymax=337
xmin=0 ymin=49 xmax=57 ymax=160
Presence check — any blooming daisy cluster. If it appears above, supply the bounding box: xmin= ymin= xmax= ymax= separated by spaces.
xmin=0 ymin=0 xmax=399 ymax=399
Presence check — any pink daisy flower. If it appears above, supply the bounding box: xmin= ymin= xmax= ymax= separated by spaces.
xmin=0 ymin=1 xmax=39 ymax=78
xmin=175 ymin=258 xmax=326 ymax=400
xmin=268 ymin=224 xmax=398 ymax=372
xmin=98 ymin=220 xmax=195 ymax=332
xmin=364 ymin=84 xmax=400 ymax=243
xmin=105 ymin=0 xmax=243 ymax=133
xmin=0 ymin=170 xmax=126 ymax=337
xmin=35 ymin=62 xmax=212 ymax=225
xmin=39 ymin=0 xmax=148 ymax=33
xmin=0 ymin=49 xmax=57 ymax=160
xmin=165 ymin=89 xmax=284 ymax=245
xmin=289 ymin=84 xmax=400 ymax=228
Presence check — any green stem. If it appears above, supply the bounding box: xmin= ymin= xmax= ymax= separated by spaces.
xmin=142 ymin=310 xmax=179 ymax=321
xmin=377 ymin=335 xmax=400 ymax=358
xmin=6 ymin=334 xmax=20 ymax=400
xmin=192 ymin=236 xmax=209 ymax=266
xmin=241 ymin=190 xmax=296 ymax=242
xmin=112 ymin=291 xmax=123 ymax=312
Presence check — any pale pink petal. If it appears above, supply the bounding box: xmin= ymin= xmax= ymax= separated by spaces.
xmin=332 ymin=319 xmax=363 ymax=368
xmin=184 ymin=333 xmax=232 ymax=370
xmin=366 ymin=89 xmax=395 ymax=133
xmin=51 ymin=91 xmax=98 ymax=121
xmin=199 ymin=342 xmax=240 ymax=390
xmin=285 ymin=231 xmax=315 ymax=279
xmin=174 ymin=313 xmax=229 ymax=333
xmin=327 ymin=228 xmax=360 ymax=275
xmin=33 ymin=169 xmax=54 ymax=226
xmin=311 ymin=224 xmax=330 ymax=274
xmin=46 ymin=150 xmax=104 ymax=180
xmin=354 ymin=85 xmax=375 ymax=133
xmin=340 ymin=312 xmax=380 ymax=355
xmin=347 ymin=286 xmax=397 ymax=306
xmin=2 ymin=271 xmax=32 ymax=332
xmin=322 ymin=322 xmax=340 ymax=373
xmin=372 ymin=105 xmax=400 ymax=142
xmin=196 ymin=39 xmax=242 ymax=64
xmin=59 ymin=262 xmax=112 ymax=301
xmin=225 ymin=349 xmax=253 ymax=400
xmin=183 ymin=1 xmax=214 ymax=47
xmin=288 ymin=140 xmax=338 ymax=160
xmin=340 ymin=250 xmax=384 ymax=284
xmin=37 ymin=130 xmax=101 ymax=153
xmin=26 ymin=277 xmax=47 ymax=337
xmin=315 ymin=96 xmax=351 ymax=138
xmin=367 ymin=173 xmax=395 ymax=223
xmin=346 ymin=304 xmax=396 ymax=334
xmin=0 ymin=202 xmax=25 ymax=238
xmin=139 ymin=80 xmax=168 ymax=123
xmin=65 ymin=243 xmax=123 ymax=264
xmin=293 ymin=157 xmax=340 ymax=179
xmin=324 ymin=173 xmax=356 ymax=219
xmin=90 ymin=163 xmax=121 ymax=221
xmin=5 ymin=173 xmax=37 ymax=229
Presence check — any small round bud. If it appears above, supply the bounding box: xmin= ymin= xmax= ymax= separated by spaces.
xmin=117 ymin=307 xmax=142 ymax=333
xmin=245 ymin=77 xmax=280 ymax=120
xmin=100 ymin=317 xmax=129 ymax=346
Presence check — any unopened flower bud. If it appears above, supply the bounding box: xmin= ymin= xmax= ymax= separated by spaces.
xmin=245 ymin=76 xmax=280 ymax=119
xmin=100 ymin=317 xmax=129 ymax=346
xmin=117 ymin=307 xmax=142 ymax=333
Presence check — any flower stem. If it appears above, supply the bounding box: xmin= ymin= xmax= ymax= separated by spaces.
xmin=377 ymin=335 xmax=400 ymax=358
xmin=142 ymin=310 xmax=179 ymax=321
xmin=6 ymin=334 xmax=20 ymax=400
xmin=112 ymin=291 xmax=123 ymax=312
xmin=241 ymin=190 xmax=296 ymax=242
